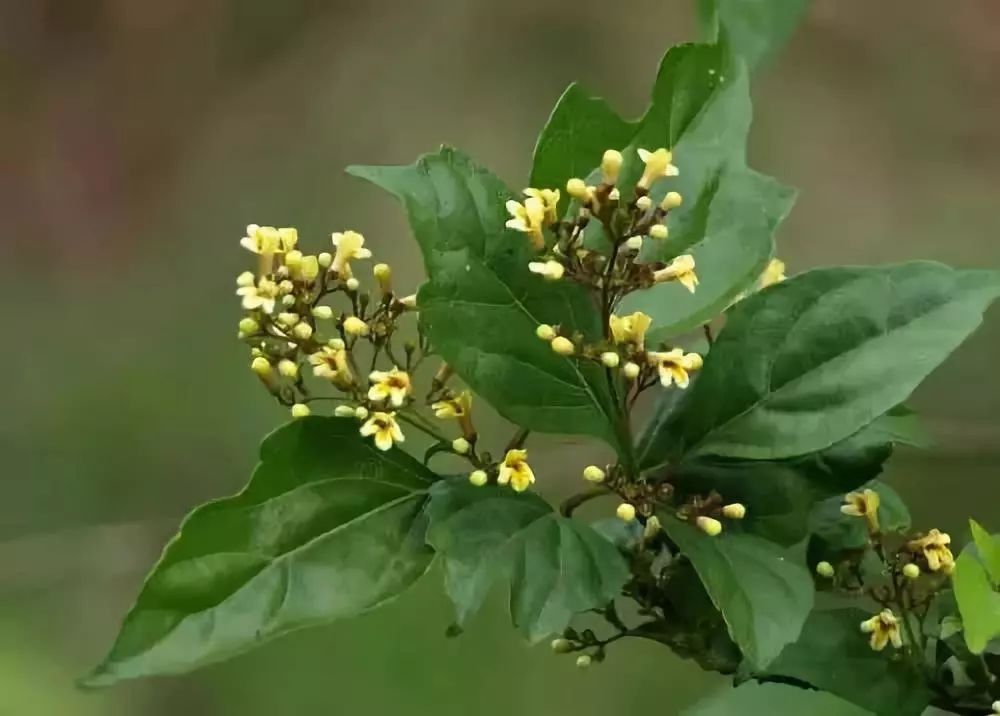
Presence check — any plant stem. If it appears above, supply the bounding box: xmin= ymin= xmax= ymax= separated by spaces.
xmin=560 ymin=487 xmax=610 ymax=517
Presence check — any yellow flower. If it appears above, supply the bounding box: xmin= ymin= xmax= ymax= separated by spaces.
xmin=359 ymin=411 xmax=405 ymax=451
xmin=609 ymin=311 xmax=652 ymax=349
xmin=528 ymin=259 xmax=565 ymax=280
xmin=330 ymin=230 xmax=373 ymax=278
xmin=907 ymin=529 xmax=955 ymax=574
xmin=236 ymin=277 xmax=281 ymax=313
xmin=646 ymin=349 xmax=703 ymax=388
xmin=241 ymin=225 xmax=297 ymax=276
xmin=653 ymin=254 xmax=698 ymax=293
xmin=505 ymin=197 xmax=546 ymax=250
xmin=497 ymin=449 xmax=535 ymax=492
xmin=431 ymin=390 xmax=472 ymax=419
xmin=308 ymin=344 xmax=353 ymax=386
xmin=841 ymin=489 xmax=881 ymax=533
xmin=367 ymin=367 xmax=412 ymax=407
xmin=760 ymin=258 xmax=786 ymax=288
xmin=523 ymin=188 xmax=560 ymax=224
xmin=860 ymin=609 xmax=903 ymax=651
xmin=636 ymin=147 xmax=679 ymax=190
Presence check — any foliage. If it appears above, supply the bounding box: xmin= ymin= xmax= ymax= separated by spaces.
xmin=87 ymin=1 xmax=1000 ymax=714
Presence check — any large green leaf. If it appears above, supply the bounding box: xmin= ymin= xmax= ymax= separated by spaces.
xmin=642 ymin=262 xmax=1000 ymax=463
xmin=685 ymin=683 xmax=871 ymax=716
xmin=663 ymin=518 xmax=814 ymax=669
xmin=749 ymin=608 xmax=931 ymax=716
xmin=347 ymin=148 xmax=622 ymax=451
xmin=954 ymin=529 xmax=1000 ymax=654
xmin=697 ymin=0 xmax=811 ymax=71
xmin=970 ymin=519 xmax=1000 ymax=582
xmin=83 ymin=417 xmax=435 ymax=687
xmin=425 ymin=479 xmax=629 ymax=642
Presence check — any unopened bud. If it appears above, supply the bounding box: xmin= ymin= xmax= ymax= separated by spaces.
xmin=623 ymin=362 xmax=640 ymax=380
xmin=284 ymin=250 xmax=303 ymax=271
xmin=608 ymin=187 xmax=621 ymax=202
xmin=318 ymin=252 xmax=333 ymax=268
xmin=282 ymin=294 xmax=296 ymax=307
xmin=902 ymin=563 xmax=921 ymax=579
xmin=373 ymin=263 xmax=392 ymax=292
xmin=649 ymin=224 xmax=669 ymax=240
xmin=636 ymin=195 xmax=653 ymax=212
xmin=237 ymin=271 xmax=255 ymax=287
xmin=312 ymin=305 xmax=333 ymax=320
xmin=250 ymin=356 xmax=272 ymax=377
xmin=239 ymin=317 xmax=259 ymax=335
xmin=616 ymin=503 xmax=637 ymax=522
xmin=575 ymin=654 xmax=592 ymax=669
xmin=334 ymin=405 xmax=355 ymax=418
xmin=468 ymin=469 xmax=488 ymax=487
xmin=601 ymin=149 xmax=623 ymax=185
xmin=661 ymin=191 xmax=683 ymax=210
xmin=816 ymin=561 xmax=835 ymax=578
xmin=566 ymin=177 xmax=589 ymax=200
xmin=600 ymin=352 xmax=620 ymax=368
xmin=292 ymin=322 xmax=313 ymax=340
xmin=550 ymin=638 xmax=574 ymax=654
xmin=290 ymin=403 xmax=311 ymax=419
xmin=345 ymin=277 xmax=360 ymax=292
xmin=536 ymin=324 xmax=556 ymax=341
xmin=343 ymin=316 xmax=369 ymax=336
xmin=278 ymin=279 xmax=295 ymax=294
xmin=625 ymin=236 xmax=643 ymax=251
xmin=643 ymin=515 xmax=662 ymax=540
xmin=583 ymin=465 xmax=606 ymax=483
xmin=696 ymin=516 xmax=723 ymax=536
xmin=354 ymin=406 xmax=368 ymax=420
xmin=328 ymin=338 xmax=346 ymax=350
xmin=278 ymin=312 xmax=299 ymax=328
xmin=452 ymin=437 xmax=471 ymax=455
xmin=551 ymin=336 xmax=575 ymax=356
xmin=398 ymin=294 xmax=417 ymax=310
xmin=722 ymin=503 xmax=747 ymax=520
xmin=278 ymin=359 xmax=299 ymax=379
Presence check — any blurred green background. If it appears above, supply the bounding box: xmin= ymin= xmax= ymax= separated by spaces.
xmin=2 ymin=0 xmax=998 ymax=713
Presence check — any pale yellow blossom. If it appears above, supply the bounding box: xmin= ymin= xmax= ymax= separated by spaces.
xmin=497 ymin=449 xmax=535 ymax=492
xmin=236 ymin=277 xmax=281 ymax=313
xmin=367 ymin=367 xmax=412 ymax=407
xmin=431 ymin=391 xmax=472 ymax=419
xmin=907 ymin=529 xmax=955 ymax=574
xmin=636 ymin=147 xmax=679 ymax=190
xmin=528 ymin=260 xmax=565 ymax=281
xmin=653 ymin=254 xmax=698 ymax=293
xmin=359 ymin=411 xmax=405 ymax=451
xmin=646 ymin=349 xmax=703 ymax=388
xmin=505 ymin=197 xmax=546 ymax=250
xmin=860 ymin=609 xmax=903 ymax=651
xmin=841 ymin=489 xmax=881 ymax=533
xmin=330 ymin=230 xmax=373 ymax=278
xmin=309 ymin=344 xmax=353 ymax=386
xmin=609 ymin=311 xmax=652 ymax=349
xmin=523 ymin=188 xmax=560 ymax=224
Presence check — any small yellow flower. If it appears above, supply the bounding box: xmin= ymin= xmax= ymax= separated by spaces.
xmin=497 ymin=449 xmax=535 ymax=492
xmin=359 ymin=411 xmax=405 ymax=451
xmin=653 ymin=254 xmax=699 ymax=293
xmin=523 ymin=187 xmax=560 ymax=224
xmin=609 ymin=311 xmax=652 ymax=349
xmin=309 ymin=344 xmax=353 ymax=386
xmin=528 ymin=259 xmax=565 ymax=281
xmin=330 ymin=230 xmax=373 ymax=278
xmin=860 ymin=609 xmax=903 ymax=651
xmin=241 ymin=225 xmax=297 ymax=276
xmin=236 ymin=277 xmax=281 ymax=313
xmin=505 ymin=197 xmax=546 ymax=250
xmin=565 ymin=178 xmax=593 ymax=202
xmin=760 ymin=258 xmax=786 ymax=289
xmin=367 ymin=367 xmax=412 ymax=407
xmin=636 ymin=147 xmax=679 ymax=190
xmin=841 ymin=489 xmax=881 ymax=533
xmin=907 ymin=529 xmax=955 ymax=574
xmin=431 ymin=390 xmax=472 ymax=419
xmin=646 ymin=349 xmax=703 ymax=389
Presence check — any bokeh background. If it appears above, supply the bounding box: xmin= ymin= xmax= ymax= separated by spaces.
xmin=2 ymin=0 xmax=998 ymax=713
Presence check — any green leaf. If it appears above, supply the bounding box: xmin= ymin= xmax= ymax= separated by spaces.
xmin=662 ymin=518 xmax=814 ymax=669
xmin=685 ymin=683 xmax=870 ymax=716
xmin=697 ymin=0 xmax=812 ymax=71
xmin=954 ymin=531 xmax=1000 ymax=654
xmin=425 ymin=479 xmax=629 ymax=642
xmin=970 ymin=519 xmax=1000 ymax=582
xmin=347 ymin=148 xmax=623 ymax=451
xmin=642 ymin=262 xmax=1000 ymax=463
xmin=83 ymin=417 xmax=435 ymax=687
xmin=749 ymin=608 xmax=932 ymax=716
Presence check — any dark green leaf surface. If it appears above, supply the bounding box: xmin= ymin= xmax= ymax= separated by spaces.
xmin=642 ymin=262 xmax=1000 ymax=463
xmin=686 ymin=683 xmax=870 ymax=716
xmin=697 ymin=0 xmax=812 ymax=71
xmin=954 ymin=533 xmax=1000 ymax=653
xmin=425 ymin=480 xmax=629 ymax=642
xmin=970 ymin=520 xmax=1000 ymax=582
xmin=750 ymin=608 xmax=931 ymax=716
xmin=348 ymin=148 xmax=622 ymax=449
xmin=663 ymin=518 xmax=814 ymax=669
xmin=84 ymin=417 xmax=435 ymax=686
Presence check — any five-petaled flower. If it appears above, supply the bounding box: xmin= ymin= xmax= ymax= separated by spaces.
xmin=653 ymin=254 xmax=699 ymax=293
xmin=241 ymin=224 xmax=298 ymax=276
xmin=523 ymin=188 xmax=560 ymax=224
xmin=497 ymin=449 xmax=535 ymax=492
xmin=308 ymin=342 xmax=354 ymax=386
xmin=432 ymin=390 xmax=472 ymax=419
xmin=841 ymin=489 xmax=881 ymax=533
xmin=907 ymin=528 xmax=955 ymax=574
xmin=637 ymin=147 xmax=679 ymax=190
xmin=367 ymin=367 xmax=412 ymax=407
xmin=609 ymin=311 xmax=653 ymax=350
xmin=647 ymin=349 xmax=703 ymax=388
xmin=330 ymin=230 xmax=373 ymax=278
xmin=505 ymin=197 xmax=547 ymax=250
xmin=859 ymin=609 xmax=903 ymax=651
xmin=237 ymin=277 xmax=281 ymax=313
xmin=359 ymin=411 xmax=405 ymax=451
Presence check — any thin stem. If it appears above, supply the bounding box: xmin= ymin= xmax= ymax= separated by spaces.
xmin=560 ymin=488 xmax=610 ymax=517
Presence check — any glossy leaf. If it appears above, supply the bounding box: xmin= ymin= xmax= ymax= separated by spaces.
xmin=347 ymin=148 xmax=622 ymax=450
xmin=642 ymin=262 xmax=1000 ymax=463
xmin=970 ymin=519 xmax=1000 ymax=582
xmin=663 ymin=518 xmax=814 ymax=669
xmin=425 ymin=479 xmax=629 ymax=642
xmin=749 ymin=608 xmax=931 ymax=716
xmin=685 ymin=683 xmax=871 ymax=716
xmin=697 ymin=0 xmax=811 ymax=71
xmin=83 ymin=417 xmax=435 ymax=686
xmin=954 ymin=530 xmax=1000 ymax=654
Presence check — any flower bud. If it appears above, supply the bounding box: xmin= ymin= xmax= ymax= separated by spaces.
xmin=278 ymin=359 xmax=299 ymax=379
xmin=536 ymin=324 xmax=556 ymax=341
xmin=649 ymin=224 xmax=669 ymax=240
xmin=345 ymin=277 xmax=360 ymax=292
xmin=816 ymin=561 xmax=835 ymax=578
xmin=623 ymin=362 xmax=640 ymax=380
xmin=551 ymin=336 xmax=575 ymax=356
xmin=292 ymin=322 xmax=313 ymax=340
xmin=636 ymin=195 xmax=653 ymax=212
xmin=354 ymin=406 xmax=369 ymax=420
xmin=469 ymin=469 xmax=488 ymax=487
xmin=239 ymin=317 xmax=259 ymax=335
xmin=566 ymin=177 xmax=589 ymax=200
xmin=661 ymin=191 xmax=683 ymax=210
xmin=452 ymin=437 xmax=471 ymax=455
xmin=625 ymin=236 xmax=643 ymax=251
xmin=250 ymin=356 xmax=272 ymax=376
xmin=278 ymin=279 xmax=295 ymax=294
xmin=616 ymin=503 xmax=636 ymax=522
xmin=643 ymin=515 xmax=662 ymax=540
xmin=290 ymin=403 xmax=311 ymax=419
xmin=312 ymin=305 xmax=333 ymax=320
xmin=237 ymin=271 xmax=255 ymax=287
xmin=696 ymin=516 xmax=723 ymax=536
xmin=282 ymin=294 xmax=296 ymax=307
xmin=343 ymin=316 xmax=369 ymax=336
xmin=550 ymin=638 xmax=574 ymax=654
xmin=373 ymin=263 xmax=392 ymax=292
xmin=583 ymin=465 xmax=606 ymax=483
xmin=600 ymin=352 xmax=620 ymax=368
xmin=608 ymin=187 xmax=621 ymax=202
xmin=575 ymin=654 xmax=592 ymax=669
xmin=398 ymin=294 xmax=417 ymax=310
xmin=318 ymin=252 xmax=333 ymax=268
xmin=902 ymin=563 xmax=921 ymax=579
xmin=328 ymin=338 xmax=345 ymax=349
xmin=722 ymin=503 xmax=747 ymax=520
xmin=334 ymin=405 xmax=355 ymax=417
xmin=284 ymin=250 xmax=303 ymax=271
xmin=601 ymin=149 xmax=623 ymax=185
xmin=278 ymin=312 xmax=299 ymax=328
